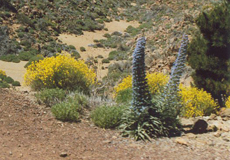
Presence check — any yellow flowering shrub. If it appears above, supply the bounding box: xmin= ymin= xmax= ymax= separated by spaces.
xmin=24 ymin=54 xmax=96 ymax=92
xmin=179 ymin=85 xmax=218 ymax=117
xmin=146 ymin=72 xmax=169 ymax=95
xmin=0 ymin=70 xmax=6 ymax=76
xmin=225 ymin=96 xmax=230 ymax=108
xmin=114 ymin=72 xmax=169 ymax=97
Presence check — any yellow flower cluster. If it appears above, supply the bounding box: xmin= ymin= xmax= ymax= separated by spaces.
xmin=179 ymin=85 xmax=218 ymax=117
xmin=0 ymin=69 xmax=6 ymax=76
xmin=225 ymin=96 xmax=230 ymax=108
xmin=114 ymin=72 xmax=169 ymax=97
xmin=24 ymin=54 xmax=96 ymax=90
xmin=146 ymin=72 xmax=169 ymax=95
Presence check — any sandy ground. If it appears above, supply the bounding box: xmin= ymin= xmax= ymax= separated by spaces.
xmin=59 ymin=20 xmax=139 ymax=60
xmin=59 ymin=20 xmax=139 ymax=79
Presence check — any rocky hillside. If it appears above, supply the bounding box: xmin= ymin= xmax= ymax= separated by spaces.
xmin=0 ymin=0 xmax=222 ymax=89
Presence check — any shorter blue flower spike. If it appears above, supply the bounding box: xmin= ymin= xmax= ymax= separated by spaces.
xmin=162 ymin=34 xmax=189 ymax=109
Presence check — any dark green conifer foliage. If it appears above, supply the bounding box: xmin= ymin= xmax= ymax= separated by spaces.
xmin=187 ymin=0 xmax=230 ymax=106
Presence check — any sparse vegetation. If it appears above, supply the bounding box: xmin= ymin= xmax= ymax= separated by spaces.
xmin=91 ymin=105 xmax=127 ymax=129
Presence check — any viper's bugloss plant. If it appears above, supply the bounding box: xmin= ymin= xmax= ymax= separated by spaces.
xmin=179 ymin=85 xmax=218 ymax=117
xmin=131 ymin=37 xmax=152 ymax=113
xmin=24 ymin=53 xmax=96 ymax=92
xmin=120 ymin=35 xmax=188 ymax=141
xmin=161 ymin=34 xmax=189 ymax=115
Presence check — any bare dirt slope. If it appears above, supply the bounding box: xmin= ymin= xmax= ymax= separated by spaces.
xmin=0 ymin=88 xmax=229 ymax=160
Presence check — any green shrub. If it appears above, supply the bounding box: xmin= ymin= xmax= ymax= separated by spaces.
xmin=97 ymin=55 xmax=104 ymax=58
xmin=4 ymin=76 xmax=14 ymax=84
xmin=91 ymin=105 xmax=127 ymax=129
xmin=51 ymin=101 xmax=79 ymax=122
xmin=125 ymin=25 xmax=139 ymax=36
xmin=20 ymin=40 xmax=31 ymax=48
xmin=102 ymin=58 xmax=110 ymax=63
xmin=0 ymin=55 xmax=20 ymax=63
xmin=19 ymin=51 xmax=35 ymax=61
xmin=69 ymin=45 xmax=76 ymax=50
xmin=17 ymin=32 xmax=24 ymax=38
xmin=116 ymin=88 xmax=132 ymax=104
xmin=108 ymin=51 xmax=128 ymax=60
xmin=24 ymin=55 xmax=44 ymax=68
xmin=66 ymin=92 xmax=89 ymax=114
xmin=35 ymin=88 xmax=66 ymax=107
xmin=71 ymin=51 xmax=81 ymax=59
xmin=103 ymin=33 xmax=111 ymax=38
xmin=0 ymin=82 xmax=10 ymax=88
xmin=12 ymin=81 xmax=21 ymax=86
xmin=80 ymin=46 xmax=86 ymax=52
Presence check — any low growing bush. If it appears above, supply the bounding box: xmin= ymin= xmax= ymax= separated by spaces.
xmin=0 ymin=54 xmax=20 ymax=63
xmin=24 ymin=55 xmax=44 ymax=68
xmin=91 ymin=105 xmax=127 ymax=129
xmin=51 ymin=101 xmax=79 ymax=122
xmin=102 ymin=58 xmax=110 ymax=63
xmin=80 ymin=46 xmax=86 ymax=52
xmin=19 ymin=51 xmax=35 ymax=61
xmin=4 ymin=76 xmax=14 ymax=84
xmin=12 ymin=81 xmax=21 ymax=86
xmin=35 ymin=88 xmax=66 ymax=107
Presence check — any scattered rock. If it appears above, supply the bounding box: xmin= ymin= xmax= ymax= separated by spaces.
xmin=175 ymin=137 xmax=188 ymax=146
xmin=102 ymin=140 xmax=112 ymax=144
xmin=220 ymin=108 xmax=230 ymax=120
xmin=191 ymin=119 xmax=208 ymax=134
xmin=60 ymin=152 xmax=68 ymax=157
xmin=207 ymin=124 xmax=218 ymax=132
xmin=208 ymin=113 xmax=217 ymax=120
xmin=213 ymin=132 xmax=222 ymax=137
xmin=186 ymin=133 xmax=197 ymax=139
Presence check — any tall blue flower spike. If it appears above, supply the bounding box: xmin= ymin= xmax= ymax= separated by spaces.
xmin=163 ymin=34 xmax=189 ymax=107
xmin=131 ymin=37 xmax=152 ymax=114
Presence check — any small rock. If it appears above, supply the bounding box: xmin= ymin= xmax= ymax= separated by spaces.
xmin=60 ymin=152 xmax=68 ymax=157
xmin=220 ymin=108 xmax=230 ymax=119
xmin=207 ymin=124 xmax=218 ymax=132
xmin=9 ymin=151 xmax=12 ymax=155
xmin=191 ymin=119 xmax=208 ymax=134
xmin=175 ymin=137 xmax=188 ymax=146
xmin=186 ymin=133 xmax=197 ymax=139
xmin=102 ymin=140 xmax=112 ymax=144
xmin=208 ymin=113 xmax=217 ymax=120
xmin=214 ymin=132 xmax=222 ymax=137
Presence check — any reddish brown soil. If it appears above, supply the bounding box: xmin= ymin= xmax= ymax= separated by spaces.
xmin=0 ymin=89 xmax=229 ymax=160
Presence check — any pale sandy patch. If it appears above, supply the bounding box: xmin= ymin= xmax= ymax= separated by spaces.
xmin=0 ymin=60 xmax=30 ymax=91
xmin=59 ymin=20 xmax=139 ymax=79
